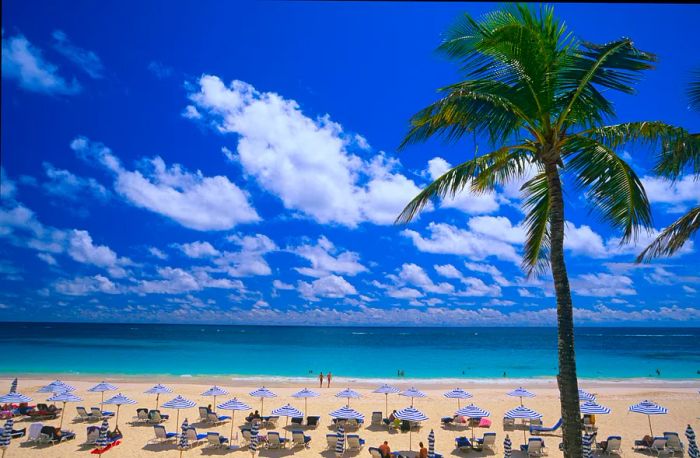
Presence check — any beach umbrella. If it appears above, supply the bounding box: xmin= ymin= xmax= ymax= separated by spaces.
xmin=249 ymin=418 xmax=259 ymax=456
xmin=504 ymin=435 xmax=512 ymax=458
xmin=629 ymin=400 xmax=668 ymax=436
xmin=95 ymin=419 xmax=110 ymax=450
xmin=428 ymin=429 xmax=435 ymax=458
xmin=178 ymin=418 xmax=189 ymax=458
xmin=400 ymin=387 xmax=427 ymax=407
xmin=201 ymin=386 xmax=228 ymax=408
xmin=88 ymin=382 xmax=118 ymax=410
xmin=271 ymin=404 xmax=303 ymax=440
xmin=144 ymin=383 xmax=172 ymax=410
xmin=504 ymin=405 xmax=542 ymax=444
xmin=443 ymin=388 xmax=473 ymax=409
xmin=329 ymin=405 xmax=364 ymax=421
xmin=580 ymin=400 xmax=611 ymax=415
xmin=686 ymin=425 xmax=697 ymax=458
xmin=0 ymin=392 xmax=31 ymax=404
xmin=162 ymin=395 xmax=196 ymax=432
xmin=0 ymin=418 xmax=13 ymax=458
xmin=335 ymin=424 xmax=345 ymax=456
xmin=218 ymin=397 xmax=251 ymax=445
xmin=292 ymin=388 xmax=319 ymax=414
xmin=578 ymin=389 xmax=596 ymax=402
xmin=248 ymin=387 xmax=276 ymax=415
xmin=38 ymin=380 xmax=76 ymax=394
xmin=335 ymin=388 xmax=361 ymax=407
xmin=373 ymin=384 xmax=400 ymax=416
xmin=456 ymin=404 xmax=490 ymax=440
xmin=395 ymin=406 xmax=428 ymax=451
xmin=582 ymin=432 xmax=593 ymax=458
xmin=507 ymin=387 xmax=535 ymax=406
xmin=103 ymin=393 xmax=136 ymax=427
xmin=8 ymin=380 xmax=16 ymax=394
xmin=47 ymin=391 xmax=82 ymax=428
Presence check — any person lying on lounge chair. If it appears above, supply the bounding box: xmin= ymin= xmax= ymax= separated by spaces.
xmin=383 ymin=410 xmax=397 ymax=425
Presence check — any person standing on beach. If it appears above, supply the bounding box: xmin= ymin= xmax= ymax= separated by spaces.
xmin=327 ymin=372 xmax=332 ymax=388
xmin=319 ymin=372 xmax=324 ymax=388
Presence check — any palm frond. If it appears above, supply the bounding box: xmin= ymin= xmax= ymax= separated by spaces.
xmin=521 ymin=171 xmax=551 ymax=276
xmin=689 ymin=69 xmax=700 ymax=112
xmin=654 ymin=133 xmax=700 ymax=180
xmin=637 ymin=206 xmax=700 ymax=262
xmin=395 ymin=146 xmax=532 ymax=224
xmin=563 ymin=137 xmax=652 ymax=242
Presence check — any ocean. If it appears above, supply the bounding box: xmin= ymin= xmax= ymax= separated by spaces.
xmin=0 ymin=323 xmax=698 ymax=380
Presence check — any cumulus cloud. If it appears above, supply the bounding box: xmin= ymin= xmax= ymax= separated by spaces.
xmin=185 ymin=75 xmax=424 ymax=227
xmin=390 ymin=263 xmax=454 ymax=294
xmin=41 ymin=162 xmax=110 ymax=202
xmin=177 ymin=241 xmax=220 ymax=258
xmin=642 ymin=175 xmax=700 ymax=213
xmin=148 ymin=247 xmax=168 ymax=260
xmin=52 ymin=30 xmax=103 ymax=79
xmin=71 ymin=137 xmax=259 ymax=230
xmin=425 ymin=157 xmax=500 ymax=215
xmin=211 ymin=234 xmax=277 ymax=277
xmin=272 ymin=279 xmax=294 ymax=290
xmin=298 ymin=275 xmax=357 ymax=301
xmin=66 ymin=230 xmax=130 ymax=278
xmin=434 ymin=263 xmax=502 ymax=296
xmin=54 ymin=274 xmax=118 ymax=295
xmin=136 ymin=267 xmax=243 ymax=294
xmin=570 ymin=273 xmax=636 ymax=297
xmin=2 ymin=33 xmax=81 ymax=94
xmin=290 ymin=236 xmax=367 ymax=278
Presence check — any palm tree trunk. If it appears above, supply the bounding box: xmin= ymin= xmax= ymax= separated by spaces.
xmin=544 ymin=161 xmax=583 ymax=458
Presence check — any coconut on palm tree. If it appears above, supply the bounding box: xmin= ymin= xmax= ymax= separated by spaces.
xmin=396 ymin=5 xmax=691 ymax=457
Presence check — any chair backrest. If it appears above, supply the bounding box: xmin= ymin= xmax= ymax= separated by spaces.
xmin=347 ymin=418 xmax=358 ymax=427
xmin=242 ymin=430 xmax=251 ymax=440
xmin=607 ymin=437 xmax=622 ymax=451
xmin=207 ymin=413 xmax=220 ymax=422
xmin=371 ymin=412 xmax=382 ymax=424
xmin=651 ymin=438 xmax=667 ymax=450
xmin=268 ymin=432 xmax=281 ymax=446
xmin=268 ymin=416 xmax=279 ymax=425
xmin=137 ymin=409 xmax=149 ymax=420
xmin=326 ymin=434 xmax=337 ymax=447
xmin=483 ymin=433 xmax=496 ymax=445
xmin=150 ymin=411 xmax=162 ymax=422
xmin=154 ymin=425 xmax=166 ymax=439
xmin=186 ymin=428 xmax=198 ymax=441
xmin=528 ymin=438 xmax=543 ymax=452
xmin=90 ymin=407 xmax=102 ymax=416
xmin=530 ymin=418 xmax=543 ymax=426
xmin=76 ymin=406 xmax=89 ymax=417
xmin=369 ymin=447 xmax=382 ymax=458
xmin=307 ymin=416 xmax=320 ymax=426
xmin=664 ymin=433 xmax=681 ymax=449
xmin=292 ymin=431 xmax=304 ymax=443
xmin=291 ymin=417 xmax=303 ymax=424
xmin=207 ymin=432 xmax=220 ymax=445
xmin=347 ymin=435 xmax=360 ymax=447
xmin=199 ymin=407 xmax=209 ymax=420
xmin=86 ymin=426 xmax=99 ymax=440
xmin=28 ymin=423 xmax=43 ymax=440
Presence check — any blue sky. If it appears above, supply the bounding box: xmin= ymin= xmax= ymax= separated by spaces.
xmin=2 ymin=2 xmax=699 ymax=326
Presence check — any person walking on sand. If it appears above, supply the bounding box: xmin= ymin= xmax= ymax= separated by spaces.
xmin=319 ymin=372 xmax=324 ymax=388
xmin=327 ymin=372 xmax=332 ymax=388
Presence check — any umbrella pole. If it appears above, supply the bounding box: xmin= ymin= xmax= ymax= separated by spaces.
xmin=230 ymin=411 xmax=235 ymax=445
xmin=458 ymin=399 xmax=461 ymax=410
xmin=284 ymin=417 xmax=289 ymax=440
xmin=59 ymin=401 xmax=66 ymax=429
xmin=261 ymin=398 xmax=264 ymax=416
xmin=385 ymin=394 xmax=388 ymax=417
xmin=409 ymin=428 xmax=412 ymax=451
xmin=156 ymin=393 xmax=160 ymax=411
xmin=305 ymin=398 xmax=308 ymax=416
xmin=176 ymin=410 xmax=180 ymax=434
xmin=648 ymin=415 xmax=653 ymax=437
xmin=116 ymin=405 xmax=121 ymax=427
xmin=101 ymin=392 xmax=104 ymax=410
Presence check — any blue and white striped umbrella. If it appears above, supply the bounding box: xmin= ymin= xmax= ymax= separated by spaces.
xmin=218 ymin=398 xmax=251 ymax=443
xmin=144 ymin=383 xmax=172 ymax=410
xmin=507 ymin=387 xmax=535 ymax=406
xmin=456 ymin=403 xmax=490 ymax=418
xmin=335 ymin=424 xmax=345 ymax=456
xmin=89 ymin=381 xmax=118 ymax=409
xmin=104 ymin=393 xmax=136 ymax=426
xmin=292 ymin=388 xmax=319 ymax=414
xmin=0 ymin=392 xmax=31 ymax=404
xmin=47 ymin=391 xmax=82 ymax=429
xmin=38 ymin=380 xmax=76 ymax=394
xmin=249 ymin=418 xmax=259 ymax=455
xmin=95 ymin=419 xmax=110 ymax=449
xmin=249 ymin=387 xmax=276 ymax=415
xmin=373 ymin=384 xmax=399 ymax=415
xmin=629 ymin=400 xmax=668 ymax=436
xmin=444 ymin=388 xmax=473 ymax=409
xmin=578 ymin=389 xmax=596 ymax=402
xmin=9 ymin=379 xmax=17 ymax=394
xmin=0 ymin=418 xmax=14 ymax=450
xmin=162 ymin=395 xmax=196 ymax=431
xmin=395 ymin=407 xmax=427 ymax=451
xmin=504 ymin=405 xmax=542 ymax=419
xmin=329 ymin=406 xmax=364 ymax=420
xmin=178 ymin=418 xmax=189 ymax=451
xmin=201 ymin=386 xmax=228 ymax=407
xmin=272 ymin=404 xmax=304 ymax=440
xmin=504 ymin=435 xmax=512 ymax=458
xmin=685 ymin=424 xmax=697 ymax=458
xmin=580 ymin=401 xmax=611 ymax=415
xmin=582 ymin=433 xmax=593 ymax=458
xmin=400 ymin=387 xmax=427 ymax=406
xmin=428 ymin=429 xmax=435 ymax=458
xmin=335 ymin=388 xmax=361 ymax=406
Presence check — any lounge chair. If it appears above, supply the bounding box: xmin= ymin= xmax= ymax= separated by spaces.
xmin=326 ymin=434 xmax=338 ymax=450
xmin=291 ymin=417 xmax=303 ymax=426
xmin=132 ymin=408 xmax=149 ymax=424
xmin=148 ymin=410 xmax=167 ymax=424
xmin=530 ymin=418 xmax=562 ymax=435
xmin=206 ymin=432 xmax=229 ymax=448
xmin=84 ymin=426 xmax=101 ymax=445
xmin=596 ymin=436 xmax=622 ymax=455
xmin=198 ymin=407 xmax=209 ymax=422
xmin=371 ymin=411 xmax=382 ymax=425
xmin=474 ymin=432 xmax=497 ymax=453
xmin=441 ymin=416 xmax=455 ymax=427
xmin=267 ymin=431 xmax=286 ymax=449
xmin=292 ymin=430 xmax=312 ymax=448
xmin=456 ymin=436 xmax=472 ymax=452
xmin=369 ymin=447 xmax=382 ymax=457
xmin=207 ymin=412 xmax=231 ymax=425
xmin=75 ymin=406 xmax=98 ymax=422
xmin=265 ymin=416 xmax=279 ymax=429
xmin=90 ymin=407 xmax=115 ymax=420
xmin=346 ymin=434 xmax=365 ymax=451
xmin=186 ymin=427 xmax=207 ymax=446
xmin=25 ymin=423 xmax=44 ymax=443
xmin=9 ymin=428 xmax=25 ymax=439
xmin=520 ymin=437 xmax=546 ymax=457
xmin=149 ymin=425 xmax=177 ymax=444
xmin=241 ymin=429 xmax=252 ymax=445
xmin=37 ymin=426 xmax=76 ymax=445
xmin=664 ymin=432 xmax=685 ymax=456
xmin=635 ymin=437 xmax=668 ymax=455
xmin=503 ymin=417 xmax=515 ymax=430
xmin=307 ymin=415 xmax=320 ymax=428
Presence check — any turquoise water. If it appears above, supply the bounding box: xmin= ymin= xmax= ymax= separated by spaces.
xmin=0 ymin=323 xmax=698 ymax=379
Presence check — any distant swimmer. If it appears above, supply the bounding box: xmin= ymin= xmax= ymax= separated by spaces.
xmin=503 ymin=371 xmax=507 ymax=378
xmin=656 ymin=368 xmax=661 ymax=376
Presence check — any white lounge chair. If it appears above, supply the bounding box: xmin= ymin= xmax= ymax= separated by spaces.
xmin=664 ymin=432 xmax=684 ymax=456
xmin=25 ymin=423 xmax=44 ymax=443
xmin=265 ymin=416 xmax=279 ymax=429
xmin=475 ymin=432 xmax=497 ymax=453
xmin=369 ymin=447 xmax=383 ymax=458
xmin=503 ymin=417 xmax=515 ymax=430
xmin=132 ymin=408 xmax=149 ymax=424
xmin=635 ymin=437 xmax=668 ymax=455
xmin=186 ymin=427 xmax=207 ymax=446
xmin=326 ymin=434 xmax=338 ymax=450
xmin=520 ymin=437 xmax=546 ymax=457
xmin=149 ymin=425 xmax=176 ymax=444
xmin=597 ymin=436 xmax=622 ymax=455
xmin=292 ymin=430 xmax=311 ymax=448
xmin=346 ymin=434 xmax=365 ymax=451
xmin=90 ymin=407 xmax=114 ymax=420
xmin=74 ymin=406 xmax=97 ymax=422
xmin=207 ymin=412 xmax=230 ymax=425
xmin=241 ymin=429 xmax=252 ymax=445
xmin=148 ymin=410 xmax=166 ymax=424
xmin=206 ymin=432 xmax=229 ymax=448
xmin=371 ymin=411 xmax=382 ymax=425
xmin=267 ymin=432 xmax=286 ymax=449
xmin=198 ymin=407 xmax=209 ymax=422
xmin=84 ymin=426 xmax=100 ymax=445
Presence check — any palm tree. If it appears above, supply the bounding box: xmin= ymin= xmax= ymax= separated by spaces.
xmin=637 ymin=71 xmax=700 ymax=261
xmin=395 ymin=5 xmax=691 ymax=457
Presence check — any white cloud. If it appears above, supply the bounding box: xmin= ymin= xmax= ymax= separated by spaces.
xmin=42 ymin=162 xmax=110 ymax=202
xmin=136 ymin=267 xmax=243 ymax=294
xmin=177 ymin=241 xmax=220 ymax=258
xmin=518 ymin=288 xmax=535 ymax=297
xmin=425 ymin=157 xmax=500 ymax=215
xmin=185 ymin=75 xmax=424 ymax=227
xmin=212 ymin=234 xmax=277 ymax=277
xmin=392 ymin=263 xmax=454 ymax=294
xmin=564 ymin=223 xmax=607 ymax=258
xmin=683 ymin=285 xmax=697 ymax=294
xmin=462 ymin=262 xmax=511 ymax=286
xmin=570 ymin=273 xmax=636 ymax=297
xmin=434 ymin=263 xmax=502 ymax=297
xmin=641 ymin=175 xmax=700 ymax=213
xmin=55 ymin=274 xmax=118 ymax=295
xmin=71 ymin=137 xmax=260 ymax=231
xmin=52 ymin=30 xmax=103 ymax=79
xmin=148 ymin=247 xmax=168 ymax=260
xmin=298 ymin=275 xmax=357 ymax=301
xmin=1 ymin=169 xmax=17 ymax=201
xmin=67 ymin=230 xmax=129 ymax=278
xmin=290 ymin=236 xmax=367 ymax=278
xmin=2 ymin=34 xmax=80 ymax=94
xmin=37 ymin=252 xmax=57 ymax=265
xmin=273 ymin=280 xmax=294 ymax=290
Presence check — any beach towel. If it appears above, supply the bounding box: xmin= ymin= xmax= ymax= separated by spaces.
xmin=91 ymin=440 xmax=122 ymax=454
xmin=479 ymin=418 xmax=492 ymax=427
